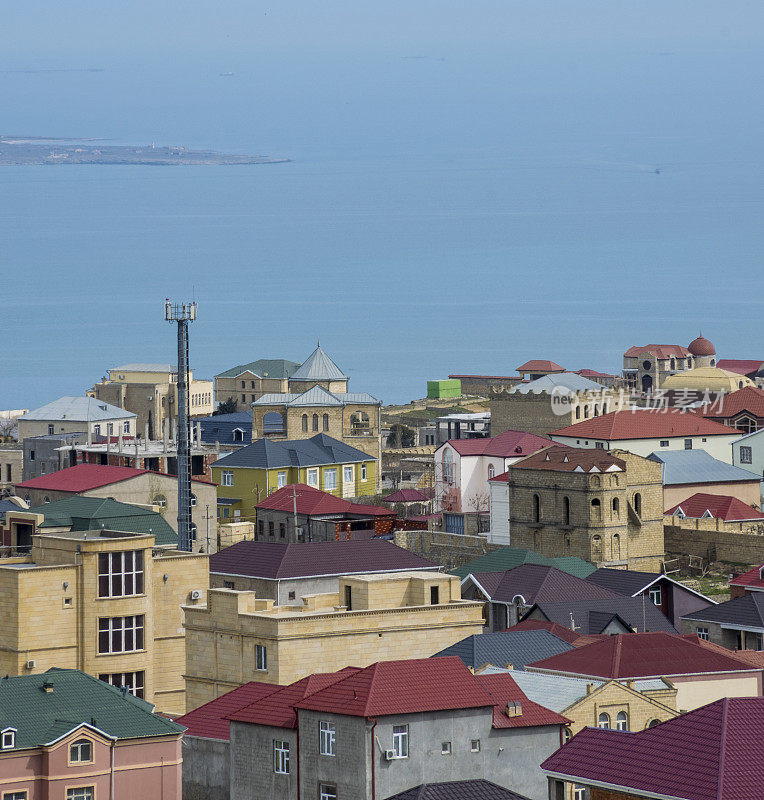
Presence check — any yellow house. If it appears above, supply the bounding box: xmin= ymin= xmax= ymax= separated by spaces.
xmin=211 ymin=433 xmax=377 ymax=522
xmin=0 ymin=529 xmax=208 ymax=715
xmin=182 ymin=571 xmax=485 ymax=711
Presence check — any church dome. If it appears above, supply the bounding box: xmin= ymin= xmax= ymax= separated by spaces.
xmin=688 ymin=335 xmax=715 ymax=356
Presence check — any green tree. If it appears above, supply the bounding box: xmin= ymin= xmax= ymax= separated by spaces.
xmin=213 ymin=397 xmax=238 ymax=416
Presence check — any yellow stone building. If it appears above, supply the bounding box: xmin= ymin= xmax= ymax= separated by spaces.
xmin=0 ymin=529 xmax=208 ymax=715
xmin=182 ymin=571 xmax=484 ymax=711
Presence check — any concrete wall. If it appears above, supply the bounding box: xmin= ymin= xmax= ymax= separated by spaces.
xmin=230 ymin=722 xmax=298 ymax=800
xmin=182 ymin=736 xmax=230 ymax=800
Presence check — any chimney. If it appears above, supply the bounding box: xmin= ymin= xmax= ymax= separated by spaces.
xmin=505 ymin=701 xmax=522 ymax=717
xmin=586 ymin=683 xmax=594 ymax=694
xmin=42 ymin=680 xmax=54 ymax=693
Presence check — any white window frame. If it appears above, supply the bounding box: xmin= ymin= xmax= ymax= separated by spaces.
xmin=4 ymin=791 xmax=27 ymax=800
xmin=70 ymin=738 xmax=93 ymax=763
xmin=273 ymin=739 xmax=290 ymax=774
xmin=740 ymin=446 xmax=753 ymax=464
xmin=256 ymin=644 xmax=267 ymax=671
xmin=649 ymin=586 xmax=662 ymax=606
xmin=392 ymin=724 xmax=408 ymax=758
xmin=98 ymin=615 xmax=145 ymax=654
xmin=277 ymin=471 xmax=287 ymax=489
xmin=361 ymin=463 xmax=367 ymax=482
xmin=323 ymin=468 xmax=338 ymax=491
xmin=222 ymin=470 xmax=234 ymax=487
xmin=598 ymin=713 xmax=610 ymax=729
xmin=307 ymin=468 xmax=319 ymax=487
xmin=97 ymin=550 xmax=144 ymax=598
xmin=66 ymin=790 xmax=94 ymax=800
xmin=98 ymin=671 xmax=145 ymax=699
xmin=615 ymin=711 xmax=628 ymax=731
xmin=441 ymin=741 xmax=451 ymax=754
xmin=123 ymin=421 xmax=130 ymax=434
xmin=343 ymin=465 xmax=354 ymax=485
xmin=573 ymin=787 xmax=586 ymax=800
xmin=697 ymin=626 xmax=709 ymax=640
xmin=319 ymin=786 xmax=337 ymax=800
xmin=319 ymin=721 xmax=336 ymax=756
xmin=470 ymin=738 xmax=481 ymax=752
xmin=1 ymin=728 xmax=16 ymax=749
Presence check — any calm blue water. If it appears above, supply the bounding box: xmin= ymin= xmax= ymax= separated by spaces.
xmin=2 ymin=2 xmax=764 ymax=407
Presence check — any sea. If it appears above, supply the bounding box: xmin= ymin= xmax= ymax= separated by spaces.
xmin=1 ymin=1 xmax=763 ymax=409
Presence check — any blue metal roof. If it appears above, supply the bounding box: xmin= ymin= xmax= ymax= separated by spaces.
xmin=20 ymin=396 xmax=135 ymax=422
xmin=199 ymin=412 xmax=252 ymax=446
xmin=212 ymin=433 xmax=372 ymax=469
xmin=290 ymin=344 xmax=347 ymax=382
xmin=647 ymin=449 xmax=761 ymax=486
xmin=252 ymin=387 xmax=379 ymax=407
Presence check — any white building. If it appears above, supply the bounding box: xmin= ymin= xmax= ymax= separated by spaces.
xmin=434 ymin=429 xmax=552 ymax=513
xmin=550 ymin=409 xmax=741 ymax=463
xmin=733 ymin=428 xmax=764 ymax=502
xmin=17 ymin=396 xmax=137 ymax=442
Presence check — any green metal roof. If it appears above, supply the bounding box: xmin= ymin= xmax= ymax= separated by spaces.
xmin=0 ymin=669 xmax=184 ymax=750
xmin=215 ymin=359 xmax=301 ymax=380
xmin=25 ymin=496 xmax=177 ymax=546
xmin=450 ymin=547 xmax=595 ymax=580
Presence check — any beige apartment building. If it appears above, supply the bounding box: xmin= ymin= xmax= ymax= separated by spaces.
xmin=17 ymin=396 xmax=137 ymax=441
xmin=91 ymin=362 xmax=213 ymax=439
xmin=183 ymin=571 xmax=484 ymax=711
xmin=0 ymin=528 xmax=208 ymax=714
xmin=214 ymin=358 xmax=301 ymax=410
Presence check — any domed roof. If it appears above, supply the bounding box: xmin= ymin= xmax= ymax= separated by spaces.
xmin=688 ymin=334 xmax=716 ymax=356
xmin=662 ymin=367 xmax=752 ymax=394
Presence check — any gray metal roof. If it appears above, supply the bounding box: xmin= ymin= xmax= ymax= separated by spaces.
xmin=510 ymin=373 xmax=604 ymax=395
xmin=647 ymin=449 xmax=761 ymax=486
xmin=19 ymin=397 xmax=136 ymax=422
xmin=214 ymin=359 xmax=301 ymax=380
xmin=431 ymin=629 xmax=574 ymax=671
xmin=683 ymin=593 xmax=764 ymax=629
xmin=289 ymin=344 xmax=347 ymax=382
xmin=527 ymin=598 xmax=678 ymax=634
xmin=252 ymin=388 xmax=379 ymax=407
xmin=212 ymin=433 xmax=371 ymax=469
xmin=113 ymin=363 xmax=175 ymax=372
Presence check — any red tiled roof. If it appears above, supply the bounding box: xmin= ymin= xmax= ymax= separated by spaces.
xmin=702 ymin=386 xmax=764 ymax=419
xmin=510 ymin=446 xmax=625 ymax=473
xmin=541 ymin=697 xmax=764 ymax=800
xmin=623 ymin=344 xmax=691 ymax=359
xmin=475 ymin=673 xmax=569 ymax=729
xmin=448 ymin=374 xmax=523 ymax=380
xmin=575 ymin=369 xmax=615 ymax=378
xmin=209 ymin=539 xmax=438 ymax=579
xmin=255 ymin=484 xmax=395 ymax=517
xmin=551 ymin=408 xmax=740 ymax=440
xmin=15 ymin=463 xmax=149 ymax=491
xmin=730 ymin=564 xmax=764 ymax=590
xmin=716 ymin=359 xmax=764 ymax=376
xmin=516 ymin=360 xmax=565 ymax=373
xmin=443 ymin=430 xmax=554 ymax=457
xmin=665 ymin=492 xmax=764 ymax=522
xmin=174 ymin=681 xmax=282 ymax=740
xmin=384 ymin=488 xmax=430 ymax=503
xmin=229 ymin=668 xmax=360 ymax=729
xmin=294 ymin=657 xmax=495 ymax=717
xmin=528 ymin=632 xmax=758 ymax=679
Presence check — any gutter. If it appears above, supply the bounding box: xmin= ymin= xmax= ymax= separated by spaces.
xmin=369 ymin=717 xmax=378 ymax=800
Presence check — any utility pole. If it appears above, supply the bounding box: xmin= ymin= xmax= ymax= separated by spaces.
xmin=204 ymin=503 xmax=213 ymax=553
xmin=165 ymin=298 xmax=197 ymax=551
xmin=292 ymin=485 xmax=302 ymax=541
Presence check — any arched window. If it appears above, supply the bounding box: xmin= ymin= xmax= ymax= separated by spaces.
xmin=302 ymin=414 xmax=308 ymax=432
xmin=590 ymin=499 xmax=601 ymax=522
xmin=533 ymin=494 xmax=541 ymax=523
xmin=591 ymin=475 xmax=600 ymax=487
xmin=563 ymin=496 xmax=571 ymax=525
xmin=646 ymin=719 xmax=661 ymax=728
xmin=616 ymin=711 xmax=628 ymax=731
xmin=263 ymin=411 xmax=284 ymax=434
xmin=312 ymin=414 xmax=319 ymax=432
xmin=233 ymin=428 xmax=245 ymax=442
xmin=612 ymin=533 xmax=621 ymax=559
xmin=575 ymin=405 xmax=581 ymax=420
xmin=612 ymin=497 xmax=620 ymax=517
xmin=634 ymin=492 xmax=642 ymax=516
xmin=322 ymin=413 xmax=329 ymax=432
xmin=710 ymin=358 xmax=716 ymax=366
xmin=603 ymin=402 xmax=609 ymax=414
xmin=597 ymin=712 xmax=610 ymax=729
xmin=584 ymin=405 xmax=590 ymax=419
xmin=591 ymin=534 xmax=603 ymax=561
xmin=563 ymin=727 xmax=572 ymax=743
xmin=488 ymin=464 xmax=495 ymax=479
xmin=670 ymin=358 xmax=676 ymax=370
xmin=593 ymin=404 xmax=599 ymax=417
xmin=442 ymin=448 xmax=454 ymax=484
xmin=70 ymin=738 xmax=93 ymax=763
xmin=564 ymin=535 xmax=571 ymax=551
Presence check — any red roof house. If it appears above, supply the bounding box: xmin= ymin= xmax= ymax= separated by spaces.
xmin=623 ymin=344 xmax=691 ymax=359
xmin=516 ymin=360 xmax=566 ymax=378
xmin=729 ymin=564 xmax=764 ymax=598
xmin=542 ymin=697 xmax=764 ymax=800
xmin=701 ymin=385 xmax=764 ymax=431
xmin=256 ymin=483 xmax=394 ymax=517
xmin=665 ymin=492 xmax=764 ymax=522
xmin=15 ymin=463 xmax=150 ymax=492
xmin=716 ymin=358 xmax=764 ymax=377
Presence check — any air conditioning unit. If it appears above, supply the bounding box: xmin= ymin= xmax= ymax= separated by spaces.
xmin=384 ymin=749 xmax=396 ymax=761
xmin=190 ymin=589 xmax=203 ymax=601
xmin=26 ymin=660 xmax=36 ymax=670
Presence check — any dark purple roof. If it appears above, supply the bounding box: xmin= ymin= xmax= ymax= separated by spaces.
xmin=386 ymin=780 xmax=533 ymax=799
xmin=468 ymin=564 xmax=620 ymax=605
xmin=384 ymin=488 xmax=431 ymax=503
xmin=542 ymin=697 xmax=764 ymax=800
xmin=210 ymin=539 xmax=439 ymax=579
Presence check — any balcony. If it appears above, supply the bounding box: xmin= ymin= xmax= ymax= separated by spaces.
xmin=344 ymin=427 xmax=378 ymax=438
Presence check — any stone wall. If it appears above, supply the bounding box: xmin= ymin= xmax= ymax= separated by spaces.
xmin=182 ymin=736 xmax=230 ymax=800
xmin=665 ymin=516 xmax=764 ymax=565
xmin=393 ymin=528 xmax=503 ymax=570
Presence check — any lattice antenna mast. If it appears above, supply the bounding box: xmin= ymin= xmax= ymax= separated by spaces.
xmin=165 ymin=299 xmax=197 ymax=551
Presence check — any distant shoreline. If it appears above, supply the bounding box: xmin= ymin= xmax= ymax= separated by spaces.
xmin=0 ymin=137 xmax=289 ymax=166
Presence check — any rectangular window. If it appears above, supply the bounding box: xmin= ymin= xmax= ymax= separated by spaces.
xmin=648 ymin=586 xmax=662 ymax=606
xmin=573 ymin=788 xmax=586 ymax=800
xmin=4 ymin=792 xmax=28 ymax=800
xmin=269 ymin=521 xmax=275 ymax=537
xmin=242 ymin=394 xmax=246 ymax=403
xmin=29 ymin=450 xmax=35 ymax=461
xmin=66 ymin=789 xmax=94 ymax=800
xmin=307 ymin=468 xmax=319 ymax=487
xmin=660 ymin=440 xmax=669 ymax=447
xmin=258 ymin=520 xmax=264 ymax=538
xmin=741 ymin=446 xmax=753 ymax=464
xmin=98 ymin=615 xmax=145 ymax=654
xmin=98 ymin=671 xmax=145 ymax=699
xmin=392 ymin=724 xmax=409 ymax=758
xmin=93 ymin=425 xmax=100 ymax=436
xmin=684 ymin=438 xmax=693 ymax=450
xmin=98 ymin=551 xmax=144 ymax=598
xmin=594 ymin=441 xmax=605 ymax=450
xmin=319 ymin=786 xmax=337 ymax=800
xmin=273 ymin=739 xmax=290 ymax=774
xmin=361 ymin=463 xmax=367 ymax=482
xmin=279 ymin=522 xmax=286 ymax=538
xmin=430 ymin=585 xmax=440 ymax=605
xmin=441 ymin=741 xmax=451 ymax=754
xmin=343 ymin=465 xmax=354 ymax=485
xmin=107 ymin=423 xmax=114 ymax=435
xmin=48 ymin=424 xmax=54 ymax=435
xmin=222 ymin=470 xmax=234 ymax=486
xmin=223 ymin=580 xmax=235 ymax=589
xmin=470 ymin=739 xmax=481 ymax=752
xmin=697 ymin=627 xmax=709 ymax=640
xmin=277 ymin=471 xmax=287 ymax=488
xmin=324 ymin=468 xmax=338 ymax=491
xmin=256 ymin=644 xmax=267 ymax=671
xmin=319 ymin=721 xmax=336 ymax=756
xmin=123 ymin=421 xmax=130 ymax=433
xmin=70 ymin=740 xmax=93 ymax=763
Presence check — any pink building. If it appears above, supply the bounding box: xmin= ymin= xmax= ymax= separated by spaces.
xmin=0 ymin=669 xmax=184 ymax=800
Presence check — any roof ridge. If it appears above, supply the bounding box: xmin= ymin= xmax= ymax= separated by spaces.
xmin=612 ymin=635 xmax=623 ymax=676
xmin=717 ymin=698 xmax=729 ymax=800
xmin=363 ymin=662 xmax=381 ymax=716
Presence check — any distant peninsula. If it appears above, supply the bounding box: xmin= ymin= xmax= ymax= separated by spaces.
xmin=0 ymin=137 xmax=289 ymax=166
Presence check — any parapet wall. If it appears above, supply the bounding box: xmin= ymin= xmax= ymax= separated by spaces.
xmin=665 ymin=516 xmax=764 ymax=565
xmin=393 ymin=528 xmax=501 ymax=570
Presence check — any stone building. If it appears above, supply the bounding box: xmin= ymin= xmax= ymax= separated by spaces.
xmin=490 ymin=373 xmax=626 ymax=438
xmin=622 ymin=335 xmax=717 ymax=394
xmin=0 ymin=445 xmax=22 ymax=494
xmin=0 ymin=528 xmax=208 ymax=714
xmin=214 ymin=358 xmax=301 ymax=410
xmin=182 ymin=571 xmax=484 ymax=711
xmin=498 ymin=446 xmax=664 ymax=571
xmin=91 ymin=362 xmax=213 ymax=439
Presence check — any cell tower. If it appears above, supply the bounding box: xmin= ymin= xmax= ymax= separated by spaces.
xmin=164 ymin=298 xmax=197 ymax=551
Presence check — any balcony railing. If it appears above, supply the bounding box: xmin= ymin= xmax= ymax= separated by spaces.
xmin=344 ymin=427 xmax=378 ymax=438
